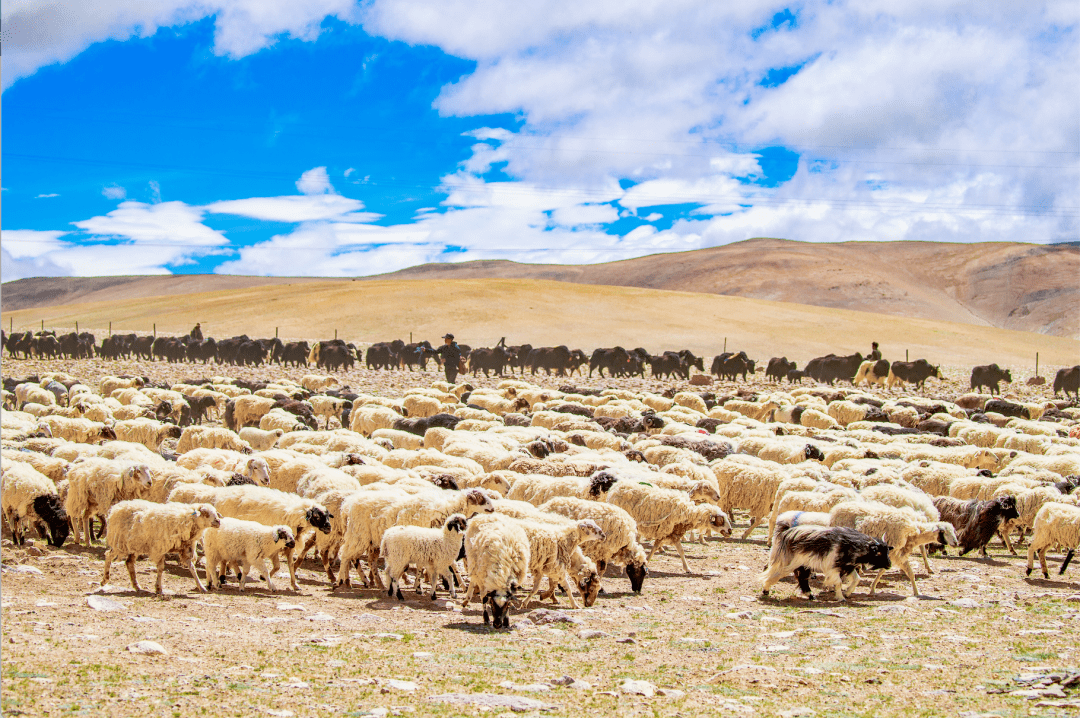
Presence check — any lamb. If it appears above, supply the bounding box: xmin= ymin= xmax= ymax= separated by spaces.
xmin=176 ymin=449 xmax=271 ymax=486
xmin=339 ymin=487 xmax=494 ymax=589
xmin=371 ymin=428 xmax=425 ymax=450
xmin=64 ymin=459 xmax=154 ymax=545
xmin=932 ymin=495 xmax=1020 ymax=557
xmin=225 ymin=395 xmax=278 ymax=430
xmin=177 ymin=426 xmax=253 ymax=454
xmin=539 ymin=497 xmax=649 ymax=592
xmin=99 ymin=376 xmax=144 ymax=397
xmin=1 ymin=461 xmax=69 ymax=547
xmin=712 ymin=459 xmax=797 ymax=539
xmin=498 ymin=514 xmax=605 ymax=609
xmin=757 ymin=441 xmax=826 ymax=465
xmin=349 ymin=404 xmax=403 ymax=436
xmin=309 ymin=395 xmax=351 ymax=429
xmin=259 ymin=407 xmax=312 ymax=433
xmin=505 ymin=470 xmax=620 ymax=507
xmin=41 ymin=417 xmax=116 ymax=444
xmin=828 ymin=501 xmax=958 ymax=596
xmin=1025 ymin=502 xmax=1080 ymax=578
xmin=994 ymin=484 xmax=1078 ymax=551
xmin=201 ymin=518 xmax=296 ymax=592
xmin=112 ymin=418 xmax=183 ymax=451
xmin=101 ymin=499 xmax=221 ymax=594
xmin=1 ymin=449 xmax=69 ymax=483
xmin=605 ymin=481 xmax=731 ymax=573
xmin=15 ymin=383 xmax=57 ymax=409
xmin=381 ymin=514 xmax=469 ymax=600
xmin=301 ymin=374 xmax=339 ymax=393
xmin=166 ymin=484 xmax=333 ymax=591
xmin=460 ymin=514 xmax=531 ymax=628
xmin=402 ymin=394 xmax=447 ymax=419
xmin=238 ymin=427 xmax=284 ymax=451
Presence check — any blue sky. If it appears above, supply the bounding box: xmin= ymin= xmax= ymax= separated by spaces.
xmin=2 ymin=1 xmax=1077 ymax=280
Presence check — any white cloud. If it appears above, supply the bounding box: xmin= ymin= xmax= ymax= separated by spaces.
xmin=296 ymin=166 xmax=335 ymax=195
xmin=34 ymin=193 xmax=60 ymax=199
xmin=1 ymin=229 xmax=71 ymax=259
xmin=102 ymin=184 xmax=127 ymax=200
xmin=344 ymin=167 xmax=356 ymax=178
xmin=149 ymin=180 xmax=162 ymax=204
xmin=2 ymin=0 xmax=361 ymax=90
xmin=205 ymin=195 xmax=377 ymax=223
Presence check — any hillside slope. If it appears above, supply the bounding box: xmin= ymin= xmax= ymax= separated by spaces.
xmin=2 ymin=239 xmax=1076 ymax=338
xmin=4 ymin=278 xmax=1078 ymax=368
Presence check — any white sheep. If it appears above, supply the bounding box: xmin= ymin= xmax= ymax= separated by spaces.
xmin=335 ymin=488 xmax=414 ymax=588
xmin=238 ymin=427 xmax=284 ymax=451
xmin=42 ymin=417 xmax=116 ymax=444
xmin=1 ymin=461 xmax=69 ymax=546
xmin=460 ymin=514 xmax=531 ymax=628
xmin=1025 ymin=502 xmax=1080 ymax=579
xmin=349 ymin=404 xmax=403 ymax=436
xmin=176 ymin=448 xmax=271 ymax=485
xmin=166 ymin=483 xmax=334 ymax=591
xmin=112 ymin=418 xmax=182 ymax=451
xmin=64 ymin=458 xmax=154 ymax=545
xmin=506 ymin=471 xmax=619 ymax=506
xmin=381 ymin=514 xmax=469 ymax=600
xmin=605 ymin=481 xmax=731 ymax=573
xmin=101 ymin=499 xmax=221 ymax=594
xmin=177 ymin=426 xmax=253 ymax=454
xmin=99 ymin=376 xmax=144 ymax=397
xmin=202 ymin=517 xmax=296 ymax=592
xmin=538 ymin=496 xmax=649 ymax=592
xmin=259 ymin=408 xmax=311 ymax=433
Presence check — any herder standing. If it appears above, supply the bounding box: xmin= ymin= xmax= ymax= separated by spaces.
xmin=440 ymin=334 xmax=462 ymax=384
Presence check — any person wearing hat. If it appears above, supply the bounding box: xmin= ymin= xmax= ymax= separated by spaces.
xmin=189 ymin=322 xmax=203 ymax=343
xmin=439 ymin=333 xmax=462 ymax=383
xmin=869 ymin=341 xmax=881 ymax=361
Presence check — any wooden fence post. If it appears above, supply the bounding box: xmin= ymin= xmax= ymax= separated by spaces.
xmin=1036 ymin=352 xmax=1039 ymax=377
xmin=109 ymin=322 xmax=112 ymax=337
xmin=153 ymin=323 xmax=156 ymax=337
xmin=275 ymin=327 xmax=279 ymax=339
xmin=906 ymin=349 xmax=909 ymax=362
xmin=723 ymin=337 xmax=727 ymax=353
xmin=335 ymin=329 xmax=338 ymax=341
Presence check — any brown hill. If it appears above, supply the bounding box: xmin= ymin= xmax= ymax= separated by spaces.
xmin=2 ymin=239 xmax=1077 ymax=338
xmin=4 ymin=278 xmax=1078 ymax=368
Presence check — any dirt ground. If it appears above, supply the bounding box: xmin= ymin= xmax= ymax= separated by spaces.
xmin=2 ymin=356 xmax=1079 ymax=718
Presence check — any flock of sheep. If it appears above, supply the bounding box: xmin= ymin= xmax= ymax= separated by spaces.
xmin=3 ymin=364 xmax=1080 ymax=629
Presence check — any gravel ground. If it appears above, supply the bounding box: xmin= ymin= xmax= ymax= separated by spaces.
xmin=2 ymin=356 xmax=1079 ymax=718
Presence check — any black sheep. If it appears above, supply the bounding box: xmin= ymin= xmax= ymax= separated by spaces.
xmin=933 ymin=495 xmax=1020 ymax=557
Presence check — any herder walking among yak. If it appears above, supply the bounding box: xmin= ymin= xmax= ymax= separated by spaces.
xmin=439 ymin=333 xmax=462 ymax=384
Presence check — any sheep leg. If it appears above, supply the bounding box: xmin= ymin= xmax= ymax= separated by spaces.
xmin=740 ymin=516 xmax=763 ymax=541
xmin=517 ymin=579 xmax=545 ymax=610
xmin=291 ymin=533 xmax=318 ymax=571
xmin=125 ymin=554 xmax=140 ymax=592
xmin=869 ymin=569 xmax=885 ymax=596
xmin=999 ymin=528 xmax=1017 ymax=556
xmin=283 ymin=546 xmax=299 ymax=591
xmin=920 ymin=545 xmax=932 ymax=575
xmin=562 ymin=569 xmax=580 ymax=609
xmin=259 ymin=558 xmax=276 ymax=592
xmin=1039 ymin=547 xmax=1050 ymax=579
xmin=1060 ymin=549 xmax=1074 ymax=575
xmin=674 ymin=539 xmax=692 ymax=574
xmin=102 ymin=549 xmax=114 ymax=587
xmin=154 ymin=557 xmax=167 ymax=595
xmin=184 ymin=549 xmax=207 ymax=593
xmin=645 ymin=539 xmax=665 ymax=563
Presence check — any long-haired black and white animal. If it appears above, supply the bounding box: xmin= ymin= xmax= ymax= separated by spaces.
xmin=933 ymin=495 xmax=1020 ymax=557
xmin=761 ymin=512 xmax=891 ymax=601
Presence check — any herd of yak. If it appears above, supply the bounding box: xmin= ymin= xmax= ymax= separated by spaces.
xmin=4 ymin=329 xmax=1079 ymax=399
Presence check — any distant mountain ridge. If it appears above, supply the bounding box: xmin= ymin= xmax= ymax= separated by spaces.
xmin=2 ymin=238 xmax=1077 ymax=338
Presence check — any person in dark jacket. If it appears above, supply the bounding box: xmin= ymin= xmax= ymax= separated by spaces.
xmin=869 ymin=342 xmax=881 ymax=361
xmin=190 ymin=323 xmax=203 ymax=343
xmin=439 ymin=334 xmax=462 ymax=383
